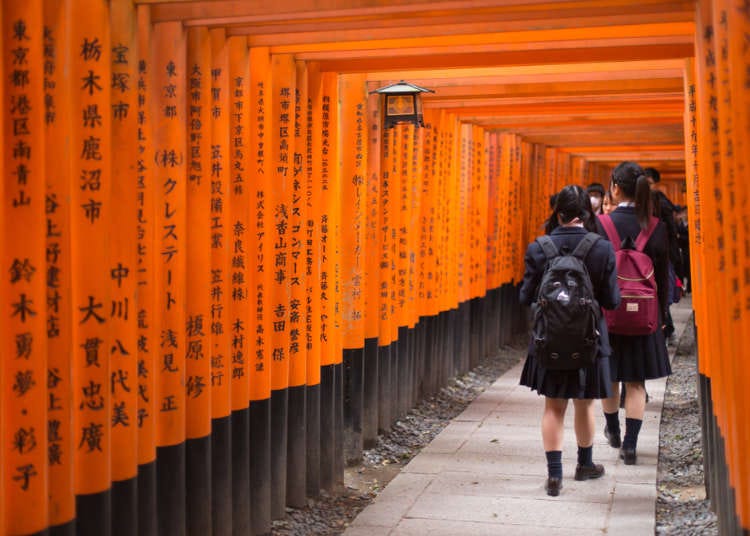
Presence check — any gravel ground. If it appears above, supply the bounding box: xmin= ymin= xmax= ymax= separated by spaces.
xmin=272 ymin=316 xmax=718 ymax=535
xmin=656 ymin=317 xmax=718 ymax=535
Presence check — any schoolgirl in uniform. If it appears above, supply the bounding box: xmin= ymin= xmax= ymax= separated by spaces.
xmin=597 ymin=161 xmax=672 ymax=464
xmin=519 ymin=185 xmax=620 ymax=496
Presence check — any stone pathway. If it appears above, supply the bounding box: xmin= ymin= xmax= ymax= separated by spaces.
xmin=345 ymin=300 xmax=693 ymax=535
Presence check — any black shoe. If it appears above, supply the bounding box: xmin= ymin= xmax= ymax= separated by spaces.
xmin=545 ymin=477 xmax=562 ymax=496
xmin=574 ymin=463 xmax=605 ymax=481
xmin=604 ymin=426 xmax=621 ymax=448
xmin=620 ymin=447 xmax=637 ymax=465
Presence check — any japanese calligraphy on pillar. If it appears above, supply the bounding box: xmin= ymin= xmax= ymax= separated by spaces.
xmin=42 ymin=0 xmax=74 ymax=526
xmin=209 ymin=29 xmax=230 ymax=416
xmin=289 ymin=60 xmax=307 ymax=389
xmin=109 ymin=0 xmax=138 ymax=482
xmin=304 ymin=63 xmax=321 ymax=388
xmin=364 ymin=88 xmax=381 ymax=342
xmin=339 ymin=74 xmax=367 ymax=348
xmin=407 ymin=125 xmax=421 ymax=326
xmin=3 ymin=5 xmax=49 ymax=531
xmin=320 ymin=91 xmax=332 ymax=358
xmin=248 ymin=46 xmax=272 ymax=402
xmin=378 ymin=125 xmax=392 ymax=343
xmin=713 ymin=5 xmax=741 ymax=323
xmin=152 ymin=23 xmax=186 ymax=446
xmin=229 ymin=37 xmax=249 ymax=407
xmin=70 ymin=3 xmax=112 ymax=495
xmin=418 ymin=117 xmax=433 ymax=312
xmin=185 ymin=27 xmax=211 ymax=437
xmin=135 ymin=6 xmax=156 ymax=464
xmin=270 ymin=55 xmax=294 ymax=393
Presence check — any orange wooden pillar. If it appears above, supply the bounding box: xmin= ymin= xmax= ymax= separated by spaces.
xmin=376 ymin=103 xmax=394 ymax=432
xmin=228 ymin=34 xmax=251 ymax=533
xmin=394 ymin=122 xmax=408 ymax=417
xmin=702 ymin=1 xmax=748 ymax=529
xmin=184 ymin=25 xmax=212 ymax=536
xmin=303 ymin=61 xmax=323 ymax=497
xmin=418 ymin=109 xmax=439 ymax=397
xmin=317 ymin=70 xmax=342 ymax=490
xmin=247 ymin=44 xmax=273 ymax=535
xmin=151 ymin=20 xmax=187 ymax=536
xmin=407 ymin=123 xmax=423 ymax=407
xmin=207 ymin=27 xmax=233 ymax=536
xmin=2 ymin=2 xmax=49 ymax=534
xmin=109 ymin=1 xmax=139 ymax=533
xmin=362 ymin=85 xmax=381 ymax=443
xmin=286 ymin=58 xmax=309 ymax=508
xmin=726 ymin=3 xmax=750 ymax=526
xmin=339 ymin=73 xmax=368 ymax=464
xmin=269 ymin=52 xmax=294 ymax=519
xmin=42 ymin=0 xmax=75 ymax=531
xmin=69 ymin=0 xmax=113 ymax=532
xmin=135 ymin=6 xmax=157 ymax=534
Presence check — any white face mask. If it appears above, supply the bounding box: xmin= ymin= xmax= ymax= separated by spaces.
xmin=590 ymin=195 xmax=602 ymax=210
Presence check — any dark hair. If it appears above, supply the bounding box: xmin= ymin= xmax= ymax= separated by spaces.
xmin=643 ymin=167 xmax=661 ymax=183
xmin=549 ymin=193 xmax=558 ymax=210
xmin=611 ymin=161 xmax=652 ymax=230
xmin=544 ymin=184 xmax=597 ymax=234
xmin=586 ymin=182 xmax=605 ymax=196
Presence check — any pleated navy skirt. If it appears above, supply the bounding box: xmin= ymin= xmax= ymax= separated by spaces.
xmin=608 ymin=329 xmax=671 ymax=382
xmin=520 ymin=352 xmax=613 ymax=400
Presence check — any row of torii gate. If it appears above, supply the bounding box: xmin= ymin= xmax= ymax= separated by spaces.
xmin=1 ymin=1 xmax=748 ymax=535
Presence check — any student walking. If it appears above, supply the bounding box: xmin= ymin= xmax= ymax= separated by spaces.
xmin=597 ymin=162 xmax=672 ymax=465
xmin=519 ymin=185 xmax=620 ymax=497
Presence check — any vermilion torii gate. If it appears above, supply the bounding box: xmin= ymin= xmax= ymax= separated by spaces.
xmin=1 ymin=1 xmax=748 ymax=534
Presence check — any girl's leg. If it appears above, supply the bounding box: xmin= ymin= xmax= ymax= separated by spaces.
xmin=542 ymin=397 xmax=568 ymax=495
xmin=542 ymin=397 xmax=568 ymax=451
xmin=601 ymin=382 xmax=621 ymax=446
xmin=572 ymin=399 xmax=594 ymax=447
xmin=572 ymin=398 xmax=605 ymax=480
xmin=621 ymin=381 xmax=646 ymax=464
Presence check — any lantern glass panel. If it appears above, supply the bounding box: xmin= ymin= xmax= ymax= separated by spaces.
xmin=387 ymin=95 xmax=415 ymax=116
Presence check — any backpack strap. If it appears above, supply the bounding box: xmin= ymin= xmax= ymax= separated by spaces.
xmin=571 ymin=232 xmax=600 ymax=260
xmin=634 ymin=216 xmax=659 ymax=252
xmin=536 ymin=235 xmax=559 ymax=261
xmin=598 ymin=214 xmax=621 ymax=251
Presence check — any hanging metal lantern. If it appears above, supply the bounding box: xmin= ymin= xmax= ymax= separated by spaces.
xmin=370 ymin=80 xmax=434 ymax=129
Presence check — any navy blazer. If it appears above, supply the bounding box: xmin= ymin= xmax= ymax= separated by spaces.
xmin=595 ymin=206 xmax=670 ymax=322
xmin=520 ymin=226 xmax=620 ymax=357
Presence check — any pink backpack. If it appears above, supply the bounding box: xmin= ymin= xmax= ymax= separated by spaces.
xmin=599 ymin=214 xmax=659 ymax=335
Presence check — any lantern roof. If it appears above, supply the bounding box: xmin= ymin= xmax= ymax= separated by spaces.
xmin=370 ymin=80 xmax=434 ymax=95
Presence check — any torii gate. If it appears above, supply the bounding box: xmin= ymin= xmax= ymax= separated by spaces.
xmin=1 ymin=1 xmax=747 ymax=535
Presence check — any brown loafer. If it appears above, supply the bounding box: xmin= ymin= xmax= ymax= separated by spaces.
xmin=545 ymin=477 xmax=562 ymax=496
xmin=620 ymin=447 xmax=637 ymax=465
xmin=604 ymin=426 xmax=621 ymax=448
xmin=574 ymin=463 xmax=605 ymax=481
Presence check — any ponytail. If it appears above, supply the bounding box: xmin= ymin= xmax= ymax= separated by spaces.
xmin=634 ymin=175 xmax=652 ymax=230
xmin=611 ymin=161 xmax=653 ymax=230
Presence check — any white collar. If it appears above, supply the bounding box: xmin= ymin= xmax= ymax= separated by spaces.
xmin=617 ymin=201 xmax=635 ymax=207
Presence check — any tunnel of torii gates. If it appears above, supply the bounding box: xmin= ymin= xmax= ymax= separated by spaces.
xmin=0 ymin=0 xmax=749 ymax=534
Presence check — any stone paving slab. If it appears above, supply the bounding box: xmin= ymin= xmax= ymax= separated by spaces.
xmin=344 ymin=300 xmax=692 ymax=535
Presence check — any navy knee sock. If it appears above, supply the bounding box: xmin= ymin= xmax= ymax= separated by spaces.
xmin=604 ymin=411 xmax=620 ymax=436
xmin=577 ymin=445 xmax=593 ymax=467
xmin=545 ymin=450 xmax=563 ymax=479
xmin=623 ymin=418 xmax=643 ymax=450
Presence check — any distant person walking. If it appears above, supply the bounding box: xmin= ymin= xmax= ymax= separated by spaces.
xmin=587 ymin=182 xmax=606 ymax=215
xmin=597 ymin=162 xmax=672 ymax=465
xmin=519 ymin=185 xmax=620 ymax=497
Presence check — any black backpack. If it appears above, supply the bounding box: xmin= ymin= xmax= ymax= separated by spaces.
xmin=531 ymin=233 xmax=601 ymax=370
